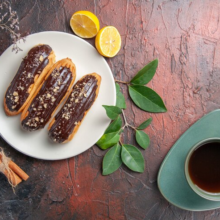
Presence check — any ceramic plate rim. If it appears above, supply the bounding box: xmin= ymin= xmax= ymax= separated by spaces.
xmin=0 ymin=31 xmax=116 ymax=161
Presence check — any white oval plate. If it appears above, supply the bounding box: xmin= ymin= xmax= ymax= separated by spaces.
xmin=0 ymin=31 xmax=115 ymax=160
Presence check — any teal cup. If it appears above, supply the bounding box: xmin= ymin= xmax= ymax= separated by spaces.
xmin=185 ymin=138 xmax=220 ymax=201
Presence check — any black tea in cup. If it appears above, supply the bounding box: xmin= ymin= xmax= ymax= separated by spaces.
xmin=188 ymin=142 xmax=220 ymax=193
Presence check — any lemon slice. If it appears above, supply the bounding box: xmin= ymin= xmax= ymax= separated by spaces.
xmin=95 ymin=26 xmax=121 ymax=57
xmin=70 ymin=11 xmax=100 ymax=38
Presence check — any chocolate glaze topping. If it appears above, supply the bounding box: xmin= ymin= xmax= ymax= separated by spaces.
xmin=21 ymin=66 xmax=73 ymax=131
xmin=48 ymin=75 xmax=98 ymax=143
xmin=5 ymin=45 xmax=52 ymax=112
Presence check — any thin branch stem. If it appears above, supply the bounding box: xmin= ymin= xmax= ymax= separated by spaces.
xmin=127 ymin=124 xmax=136 ymax=131
xmin=122 ymin=109 xmax=128 ymax=126
xmin=0 ymin=24 xmax=19 ymax=37
xmin=121 ymin=109 xmax=136 ymax=131
xmin=119 ymin=140 xmax=123 ymax=146
xmin=115 ymin=79 xmax=130 ymax=85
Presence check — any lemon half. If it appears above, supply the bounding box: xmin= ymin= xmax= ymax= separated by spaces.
xmin=95 ymin=26 xmax=121 ymax=57
xmin=70 ymin=11 xmax=100 ymax=38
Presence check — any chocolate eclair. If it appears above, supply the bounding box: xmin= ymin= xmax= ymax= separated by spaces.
xmin=48 ymin=73 xmax=101 ymax=143
xmin=4 ymin=44 xmax=55 ymax=116
xmin=21 ymin=58 xmax=76 ymax=131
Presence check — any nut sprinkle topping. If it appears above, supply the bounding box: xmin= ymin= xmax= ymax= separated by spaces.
xmin=5 ymin=45 xmax=52 ymax=112
xmin=21 ymin=66 xmax=74 ymax=131
xmin=49 ymin=74 xmax=99 ymax=143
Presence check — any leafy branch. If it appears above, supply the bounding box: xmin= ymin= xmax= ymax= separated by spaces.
xmin=96 ymin=59 xmax=167 ymax=175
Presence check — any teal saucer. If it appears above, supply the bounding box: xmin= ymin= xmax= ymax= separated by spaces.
xmin=158 ymin=110 xmax=220 ymax=211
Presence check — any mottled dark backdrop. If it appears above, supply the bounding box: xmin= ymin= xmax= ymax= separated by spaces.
xmin=1 ymin=0 xmax=220 ymax=219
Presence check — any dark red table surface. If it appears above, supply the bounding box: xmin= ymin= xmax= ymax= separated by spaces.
xmin=1 ymin=0 xmax=220 ymax=219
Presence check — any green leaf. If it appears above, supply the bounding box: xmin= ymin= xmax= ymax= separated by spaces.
xmin=121 ymin=144 xmax=145 ymax=172
xmin=129 ymin=85 xmax=167 ymax=113
xmin=105 ymin=116 xmax=122 ymax=134
xmin=97 ymin=116 xmax=123 ymax=150
xmin=103 ymin=105 xmax=122 ymax=119
xmin=136 ymin=130 xmax=150 ymax=149
xmin=103 ymin=143 xmax=122 ymax=175
xmin=137 ymin=117 xmax=152 ymax=130
xmin=96 ymin=131 xmax=121 ymax=150
xmin=116 ymin=83 xmax=126 ymax=109
xmin=130 ymin=59 xmax=158 ymax=85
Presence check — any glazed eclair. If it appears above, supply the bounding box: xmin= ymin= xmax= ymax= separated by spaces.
xmin=48 ymin=73 xmax=101 ymax=143
xmin=21 ymin=58 xmax=76 ymax=131
xmin=4 ymin=44 xmax=55 ymax=116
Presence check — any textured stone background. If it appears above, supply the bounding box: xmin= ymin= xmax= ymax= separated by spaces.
xmin=1 ymin=0 xmax=220 ymax=219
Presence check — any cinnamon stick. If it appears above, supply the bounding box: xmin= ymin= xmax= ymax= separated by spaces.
xmin=8 ymin=160 xmax=29 ymax=181
xmin=2 ymin=165 xmax=22 ymax=186
xmin=0 ymin=152 xmax=29 ymax=186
